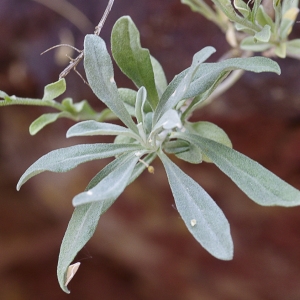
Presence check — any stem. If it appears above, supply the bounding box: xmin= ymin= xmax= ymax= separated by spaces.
xmin=94 ymin=0 xmax=115 ymax=35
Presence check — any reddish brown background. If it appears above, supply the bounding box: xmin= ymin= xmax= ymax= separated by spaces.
xmin=1 ymin=0 xmax=300 ymax=299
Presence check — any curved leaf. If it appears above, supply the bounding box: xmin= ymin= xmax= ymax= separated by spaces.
xmin=17 ymin=143 xmax=143 ymax=190
xmin=111 ymin=16 xmax=159 ymax=110
xmin=29 ymin=112 xmax=64 ymax=135
xmin=66 ymin=120 xmax=137 ymax=138
xmin=42 ymin=78 xmax=66 ymax=101
xmin=84 ymin=34 xmax=138 ymax=134
xmin=57 ymin=152 xmax=156 ymax=293
xmin=153 ymin=46 xmax=216 ymax=124
xmin=159 ymin=151 xmax=233 ymax=260
xmin=72 ymin=152 xmax=140 ymax=206
xmin=176 ymin=133 xmax=300 ymax=207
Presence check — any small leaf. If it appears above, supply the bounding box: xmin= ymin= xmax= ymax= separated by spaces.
xmin=111 ymin=16 xmax=159 ymax=110
xmin=280 ymin=7 xmax=299 ymax=39
xmin=84 ymin=34 xmax=138 ymax=134
xmin=164 ymin=140 xmax=190 ymax=154
xmin=42 ymin=78 xmax=66 ymax=101
xmin=29 ymin=113 xmax=65 ymax=135
xmin=240 ymin=36 xmax=272 ymax=51
xmin=72 ymin=152 xmax=140 ymax=206
xmin=256 ymin=5 xmax=275 ymax=29
xmin=254 ymin=25 xmax=271 ymax=42
xmin=159 ymin=151 xmax=233 ymax=260
xmin=66 ymin=120 xmax=137 ymax=138
xmin=233 ymin=0 xmax=251 ymax=18
xmin=135 ymin=86 xmax=147 ymax=125
xmin=185 ymin=121 xmax=232 ymax=162
xmin=176 ymin=133 xmax=300 ymax=207
xmin=175 ymin=142 xmax=202 ymax=164
xmin=17 ymin=143 xmax=143 ymax=190
xmin=0 ymin=90 xmax=8 ymax=99
xmin=150 ymin=55 xmax=168 ymax=97
xmin=153 ymin=46 xmax=216 ymax=124
xmin=286 ymin=39 xmax=300 ymax=59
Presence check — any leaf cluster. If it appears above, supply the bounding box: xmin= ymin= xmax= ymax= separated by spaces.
xmin=182 ymin=0 xmax=300 ymax=58
xmin=3 ymin=15 xmax=300 ymax=294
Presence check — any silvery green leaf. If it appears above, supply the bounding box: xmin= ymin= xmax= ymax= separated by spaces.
xmin=84 ymin=34 xmax=138 ymax=134
xmin=42 ymin=78 xmax=66 ymax=101
xmin=182 ymin=71 xmax=229 ymax=118
xmin=175 ymin=142 xmax=202 ymax=164
xmin=240 ymin=37 xmax=272 ymax=51
xmin=29 ymin=112 xmax=65 ymax=135
xmin=153 ymin=46 xmax=216 ymax=124
xmin=135 ymin=86 xmax=147 ymax=125
xmin=165 ymin=56 xmax=280 ymax=105
xmin=57 ymin=152 xmax=135 ymax=293
xmin=159 ymin=151 xmax=233 ymax=260
xmin=72 ymin=152 xmax=141 ymax=206
xmin=233 ymin=0 xmax=250 ymax=18
xmin=17 ymin=143 xmax=143 ymax=190
xmin=150 ymin=55 xmax=168 ymax=97
xmin=66 ymin=120 xmax=137 ymax=138
xmin=256 ymin=5 xmax=275 ymax=29
xmin=280 ymin=7 xmax=299 ymax=39
xmin=164 ymin=140 xmax=190 ymax=154
xmin=185 ymin=121 xmax=232 ymax=162
xmin=111 ymin=16 xmax=159 ymax=110
xmin=152 ymin=109 xmax=182 ymax=134
xmin=118 ymin=88 xmax=137 ymax=116
xmin=254 ymin=25 xmax=271 ymax=42
xmin=274 ymin=43 xmax=287 ymax=58
xmin=176 ymin=133 xmax=300 ymax=207
xmin=0 ymin=90 xmax=8 ymax=98
xmin=286 ymin=39 xmax=300 ymax=59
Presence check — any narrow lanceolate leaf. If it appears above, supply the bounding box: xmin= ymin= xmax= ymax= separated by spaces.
xmin=72 ymin=152 xmax=140 ymax=206
xmin=176 ymin=133 xmax=300 ymax=207
xmin=29 ymin=113 xmax=64 ymax=135
xmin=17 ymin=143 xmax=143 ymax=190
xmin=153 ymin=46 xmax=216 ymax=124
xmin=84 ymin=34 xmax=138 ymax=134
xmin=66 ymin=120 xmax=137 ymax=139
xmin=150 ymin=55 xmax=168 ymax=97
xmin=42 ymin=78 xmax=66 ymax=101
xmin=111 ymin=16 xmax=159 ymax=110
xmin=57 ymin=152 xmax=156 ymax=293
xmin=183 ymin=56 xmax=280 ymax=99
xmin=159 ymin=151 xmax=233 ymax=260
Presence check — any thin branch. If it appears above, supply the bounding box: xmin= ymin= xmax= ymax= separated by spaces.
xmin=94 ymin=0 xmax=115 ymax=36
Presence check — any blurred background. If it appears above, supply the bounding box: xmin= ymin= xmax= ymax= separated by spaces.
xmin=1 ymin=0 xmax=300 ymax=299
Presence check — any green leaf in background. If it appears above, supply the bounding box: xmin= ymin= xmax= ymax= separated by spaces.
xmin=176 ymin=133 xmax=300 ymax=207
xmin=84 ymin=34 xmax=138 ymax=134
xmin=72 ymin=152 xmax=140 ymax=206
xmin=57 ymin=152 xmax=156 ymax=293
xmin=42 ymin=78 xmax=66 ymax=101
xmin=254 ymin=24 xmax=271 ymax=42
xmin=256 ymin=5 xmax=275 ymax=29
xmin=240 ymin=36 xmax=272 ymax=51
xmin=111 ymin=16 xmax=159 ymax=110
xmin=280 ymin=6 xmax=299 ymax=39
xmin=233 ymin=0 xmax=251 ymax=18
xmin=17 ymin=143 xmax=143 ymax=190
xmin=29 ymin=113 xmax=64 ymax=135
xmin=153 ymin=46 xmax=216 ymax=124
xmin=286 ymin=39 xmax=300 ymax=59
xmin=185 ymin=121 xmax=232 ymax=162
xmin=135 ymin=86 xmax=147 ymax=125
xmin=159 ymin=151 xmax=233 ymax=260
xmin=184 ymin=56 xmax=280 ymax=99
xmin=150 ymin=56 xmax=168 ymax=97
xmin=66 ymin=120 xmax=137 ymax=139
